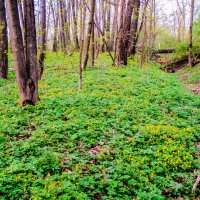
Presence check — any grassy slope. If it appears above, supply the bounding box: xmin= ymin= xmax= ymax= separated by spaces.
xmin=0 ymin=53 xmax=199 ymax=200
xmin=176 ymin=63 xmax=200 ymax=94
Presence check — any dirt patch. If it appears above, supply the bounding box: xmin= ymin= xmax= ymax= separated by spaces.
xmin=185 ymin=82 xmax=200 ymax=95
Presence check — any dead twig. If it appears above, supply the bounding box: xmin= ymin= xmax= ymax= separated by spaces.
xmin=192 ymin=175 xmax=200 ymax=193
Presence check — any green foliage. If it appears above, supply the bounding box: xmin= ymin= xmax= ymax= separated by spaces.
xmin=0 ymin=52 xmax=199 ymax=199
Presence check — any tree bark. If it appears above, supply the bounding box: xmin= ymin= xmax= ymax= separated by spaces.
xmin=52 ymin=0 xmax=59 ymax=52
xmin=82 ymin=0 xmax=95 ymax=70
xmin=0 ymin=0 xmax=8 ymax=79
xmin=90 ymin=22 xmax=95 ymax=66
xmin=106 ymin=0 xmax=111 ymax=51
xmin=38 ymin=0 xmax=46 ymax=79
xmin=23 ymin=0 xmax=39 ymax=102
xmin=129 ymin=0 xmax=140 ymax=55
xmin=115 ymin=0 xmax=125 ymax=66
xmin=59 ymin=0 xmax=66 ymax=50
xmin=111 ymin=0 xmax=119 ymax=52
xmin=189 ymin=0 xmax=195 ymax=68
xmin=116 ymin=0 xmax=135 ymax=66
xmin=72 ymin=0 xmax=79 ymax=49
xmin=6 ymin=0 xmax=39 ymax=106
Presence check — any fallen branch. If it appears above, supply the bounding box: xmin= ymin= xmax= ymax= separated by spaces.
xmin=152 ymin=48 xmax=175 ymax=54
xmin=192 ymin=175 xmax=200 ymax=193
xmin=152 ymin=52 xmax=200 ymax=73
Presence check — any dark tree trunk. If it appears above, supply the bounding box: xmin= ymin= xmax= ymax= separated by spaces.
xmin=6 ymin=0 xmax=39 ymax=106
xmin=129 ymin=0 xmax=140 ymax=55
xmin=23 ymin=0 xmax=39 ymax=102
xmin=0 ymin=0 xmax=8 ymax=79
xmin=121 ymin=0 xmax=136 ymax=65
xmin=101 ymin=0 xmax=106 ymax=52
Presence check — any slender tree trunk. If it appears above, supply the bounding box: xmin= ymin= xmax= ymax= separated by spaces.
xmin=72 ymin=0 xmax=79 ymax=49
xmin=90 ymin=22 xmax=95 ymax=66
xmin=115 ymin=0 xmax=125 ymax=66
xmin=59 ymin=0 xmax=66 ymax=50
xmin=52 ymin=0 xmax=59 ymax=52
xmin=135 ymin=0 xmax=149 ymax=49
xmin=189 ymin=0 xmax=195 ymax=68
xmin=38 ymin=0 xmax=46 ymax=79
xmin=6 ymin=0 xmax=39 ymax=106
xmin=82 ymin=0 xmax=95 ymax=70
xmin=79 ymin=0 xmax=85 ymax=89
xmin=106 ymin=0 xmax=111 ymax=51
xmin=111 ymin=0 xmax=119 ymax=52
xmin=101 ymin=0 xmax=106 ymax=52
xmin=0 ymin=0 xmax=8 ymax=79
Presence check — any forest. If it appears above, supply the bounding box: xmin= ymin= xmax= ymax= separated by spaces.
xmin=0 ymin=0 xmax=200 ymax=199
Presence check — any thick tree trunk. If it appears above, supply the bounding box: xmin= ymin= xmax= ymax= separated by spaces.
xmin=0 ymin=0 xmax=8 ymax=79
xmin=129 ymin=0 xmax=140 ymax=55
xmin=116 ymin=0 xmax=135 ymax=66
xmin=38 ymin=0 xmax=46 ymax=79
xmin=6 ymin=0 xmax=39 ymax=106
xmin=82 ymin=0 xmax=95 ymax=70
xmin=18 ymin=0 xmax=25 ymax=44
xmin=23 ymin=0 xmax=39 ymax=102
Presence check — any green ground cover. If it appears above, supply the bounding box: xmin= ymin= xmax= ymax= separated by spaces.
xmin=0 ymin=52 xmax=199 ymax=199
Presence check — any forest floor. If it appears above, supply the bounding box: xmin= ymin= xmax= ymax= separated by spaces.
xmin=0 ymin=52 xmax=199 ymax=199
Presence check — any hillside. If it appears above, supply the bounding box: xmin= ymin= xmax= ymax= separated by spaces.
xmin=0 ymin=53 xmax=199 ymax=199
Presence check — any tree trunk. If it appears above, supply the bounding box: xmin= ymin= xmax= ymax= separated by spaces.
xmin=0 ymin=0 xmax=8 ymax=79
xmin=106 ymin=0 xmax=111 ymax=51
xmin=59 ymin=0 xmax=66 ymax=50
xmin=129 ymin=0 xmax=140 ymax=55
xmin=23 ymin=0 xmax=39 ymax=102
xmin=113 ymin=0 xmax=126 ymax=65
xmin=52 ymin=0 xmax=59 ymax=52
xmin=18 ymin=0 xmax=25 ymax=44
xmin=90 ymin=22 xmax=95 ymax=66
xmin=82 ymin=0 xmax=95 ymax=70
xmin=189 ymin=0 xmax=195 ymax=68
xmin=101 ymin=0 xmax=106 ymax=52
xmin=111 ymin=0 xmax=119 ymax=52
xmin=38 ymin=0 xmax=46 ymax=79
xmin=6 ymin=0 xmax=39 ymax=106
xmin=121 ymin=0 xmax=136 ymax=65
xmin=72 ymin=0 xmax=79 ymax=49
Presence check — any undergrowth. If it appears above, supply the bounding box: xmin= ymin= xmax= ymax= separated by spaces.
xmin=0 ymin=52 xmax=199 ymax=200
